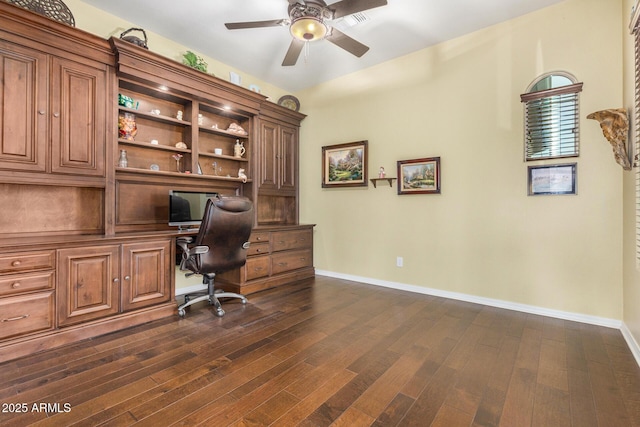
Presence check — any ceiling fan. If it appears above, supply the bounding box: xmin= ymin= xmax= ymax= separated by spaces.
xmin=224 ymin=0 xmax=388 ymax=66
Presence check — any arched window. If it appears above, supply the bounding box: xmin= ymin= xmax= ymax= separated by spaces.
xmin=520 ymin=72 xmax=583 ymax=160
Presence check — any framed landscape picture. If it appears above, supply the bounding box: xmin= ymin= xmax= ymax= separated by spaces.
xmin=397 ymin=157 xmax=441 ymax=195
xmin=322 ymin=141 xmax=368 ymax=188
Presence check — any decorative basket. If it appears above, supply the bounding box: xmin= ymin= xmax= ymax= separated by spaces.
xmin=120 ymin=28 xmax=148 ymax=49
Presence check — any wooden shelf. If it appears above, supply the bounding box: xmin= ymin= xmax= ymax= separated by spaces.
xmin=119 ymin=107 xmax=189 ymax=126
xmin=118 ymin=139 xmax=191 ymax=154
xmin=115 ymin=167 xmax=251 ymax=182
xmin=199 ymin=152 xmax=249 ymax=162
xmin=370 ymin=178 xmax=396 ymax=188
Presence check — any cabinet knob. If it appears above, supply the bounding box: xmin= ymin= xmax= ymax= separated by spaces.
xmin=53 ymin=112 xmax=60 ymax=118
xmin=113 ymin=278 xmax=119 ymax=283
xmin=11 ymin=260 xmax=21 ymax=267
xmin=11 ymin=282 xmax=20 ymax=289
xmin=38 ymin=110 xmax=46 ymax=115
xmin=124 ymin=276 xmax=131 ymax=280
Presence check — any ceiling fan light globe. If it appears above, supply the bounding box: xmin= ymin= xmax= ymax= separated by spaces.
xmin=290 ymin=17 xmax=327 ymax=41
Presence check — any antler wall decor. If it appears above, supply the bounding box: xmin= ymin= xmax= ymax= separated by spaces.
xmin=587 ymin=108 xmax=632 ymax=170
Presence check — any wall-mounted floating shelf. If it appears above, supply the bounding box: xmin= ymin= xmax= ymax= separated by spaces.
xmin=370 ymin=178 xmax=396 ymax=188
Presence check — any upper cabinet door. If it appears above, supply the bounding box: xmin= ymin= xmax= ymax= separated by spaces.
xmin=258 ymin=119 xmax=279 ymax=191
xmin=50 ymin=57 xmax=107 ymax=177
xmin=278 ymin=124 xmax=298 ymax=193
xmin=0 ymin=40 xmax=48 ymax=172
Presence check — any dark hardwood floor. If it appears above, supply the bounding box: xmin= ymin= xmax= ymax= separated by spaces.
xmin=1 ymin=276 xmax=639 ymax=426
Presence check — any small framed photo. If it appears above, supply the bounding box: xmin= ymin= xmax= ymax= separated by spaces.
xmin=528 ymin=163 xmax=577 ymax=195
xmin=322 ymin=141 xmax=368 ymax=188
xmin=397 ymin=157 xmax=441 ymax=195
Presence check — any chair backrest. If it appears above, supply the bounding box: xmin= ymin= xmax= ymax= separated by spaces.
xmin=193 ymin=195 xmax=254 ymax=274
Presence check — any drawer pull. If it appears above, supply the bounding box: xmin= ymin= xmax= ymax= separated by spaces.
xmin=113 ymin=278 xmax=119 ymax=283
xmin=278 ymin=262 xmax=287 ymax=267
xmin=11 ymin=260 xmax=21 ymax=267
xmin=300 ymin=258 xmax=306 ymax=261
xmin=254 ymin=267 xmax=264 ymax=271
xmin=278 ymin=241 xmax=285 ymax=245
xmin=124 ymin=276 xmax=131 ymax=280
xmin=2 ymin=314 xmax=29 ymax=322
xmin=256 ymin=249 xmax=262 ymax=253
xmin=11 ymin=282 xmax=21 ymax=289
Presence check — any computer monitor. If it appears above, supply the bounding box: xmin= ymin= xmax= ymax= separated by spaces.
xmin=168 ymin=190 xmax=218 ymax=229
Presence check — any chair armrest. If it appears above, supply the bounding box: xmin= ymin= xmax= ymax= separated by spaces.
xmin=192 ymin=245 xmax=209 ymax=255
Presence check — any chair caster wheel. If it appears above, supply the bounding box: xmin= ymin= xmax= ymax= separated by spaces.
xmin=241 ymin=298 xmax=247 ymax=304
xmin=184 ymin=295 xmax=190 ymax=303
xmin=178 ymin=309 xmax=186 ymax=317
xmin=215 ymin=308 xmax=225 ymax=317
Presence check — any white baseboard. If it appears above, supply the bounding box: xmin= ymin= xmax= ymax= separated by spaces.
xmin=621 ymin=322 xmax=640 ymax=368
xmin=315 ymin=269 xmax=622 ymax=329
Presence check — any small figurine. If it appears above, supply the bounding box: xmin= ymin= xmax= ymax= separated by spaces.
xmin=238 ymin=168 xmax=247 ymax=183
xmin=379 ymin=166 xmax=386 ymax=178
xmin=176 ymin=110 xmax=183 ymax=120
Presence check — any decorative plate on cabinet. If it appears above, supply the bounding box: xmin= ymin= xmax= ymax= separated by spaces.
xmin=277 ymin=95 xmax=300 ymax=112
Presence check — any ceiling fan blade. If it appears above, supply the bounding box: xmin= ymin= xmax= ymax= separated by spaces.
xmin=282 ymin=39 xmax=305 ymax=66
xmin=325 ymin=28 xmax=369 ymax=57
xmin=330 ymin=0 xmax=387 ymax=19
xmin=225 ymin=19 xmax=287 ymax=30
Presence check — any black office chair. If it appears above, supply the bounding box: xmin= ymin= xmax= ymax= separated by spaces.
xmin=176 ymin=195 xmax=254 ymax=317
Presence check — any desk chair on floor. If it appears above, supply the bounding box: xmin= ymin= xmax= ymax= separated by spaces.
xmin=176 ymin=195 xmax=253 ymax=317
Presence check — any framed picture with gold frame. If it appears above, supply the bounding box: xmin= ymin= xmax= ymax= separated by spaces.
xmin=322 ymin=141 xmax=368 ymax=188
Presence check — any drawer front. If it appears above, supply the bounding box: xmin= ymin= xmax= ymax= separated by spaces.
xmin=0 ymin=291 xmax=55 ymax=340
xmin=245 ymin=256 xmax=270 ymax=281
xmin=247 ymin=242 xmax=270 ymax=257
xmin=0 ymin=271 xmax=55 ymax=297
xmin=0 ymin=251 xmax=56 ymax=274
xmin=271 ymin=229 xmax=312 ymax=252
xmin=251 ymin=232 xmax=270 ymax=244
xmin=271 ymin=249 xmax=312 ymax=275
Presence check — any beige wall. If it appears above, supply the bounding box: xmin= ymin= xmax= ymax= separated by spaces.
xmin=298 ymin=0 xmax=625 ymax=320
xmin=623 ymin=0 xmax=640 ymax=351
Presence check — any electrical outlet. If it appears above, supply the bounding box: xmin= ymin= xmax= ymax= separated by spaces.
xmin=396 ymin=256 xmax=403 ymax=267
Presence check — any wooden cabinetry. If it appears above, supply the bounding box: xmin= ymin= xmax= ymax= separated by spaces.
xmin=57 ymin=245 xmax=120 ymax=326
xmin=0 ymin=2 xmax=312 ymax=363
xmin=256 ymin=103 xmax=305 ymax=225
xmin=58 ymin=240 xmax=172 ymax=326
xmin=0 ymin=33 xmax=109 ymax=179
xmin=116 ymin=81 xmax=251 ymax=180
xmin=110 ymin=38 xmax=263 ymax=233
xmin=217 ymin=225 xmax=314 ymax=295
xmin=0 ymin=251 xmax=55 ymax=341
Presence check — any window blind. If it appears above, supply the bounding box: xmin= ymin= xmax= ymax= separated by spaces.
xmin=521 ymin=83 xmax=583 ymax=160
xmin=635 ymin=26 xmax=640 ymax=265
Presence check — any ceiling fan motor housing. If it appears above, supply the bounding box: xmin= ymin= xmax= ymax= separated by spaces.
xmin=288 ymin=1 xmax=333 ymax=41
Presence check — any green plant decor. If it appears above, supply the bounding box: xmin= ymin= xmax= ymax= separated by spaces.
xmin=183 ymin=51 xmax=208 ymax=73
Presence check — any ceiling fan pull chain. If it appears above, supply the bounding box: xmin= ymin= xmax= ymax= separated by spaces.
xmin=304 ymin=41 xmax=310 ymax=64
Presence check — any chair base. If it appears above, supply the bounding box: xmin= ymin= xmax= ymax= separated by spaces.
xmin=177 ymin=273 xmax=247 ymax=318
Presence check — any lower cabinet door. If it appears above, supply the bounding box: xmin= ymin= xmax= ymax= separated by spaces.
xmin=57 ymin=245 xmax=120 ymax=326
xmin=0 ymin=291 xmax=54 ymax=340
xmin=121 ymin=240 xmax=172 ymax=311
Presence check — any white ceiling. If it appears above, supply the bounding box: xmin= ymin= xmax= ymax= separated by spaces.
xmin=81 ymin=0 xmax=565 ymax=93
